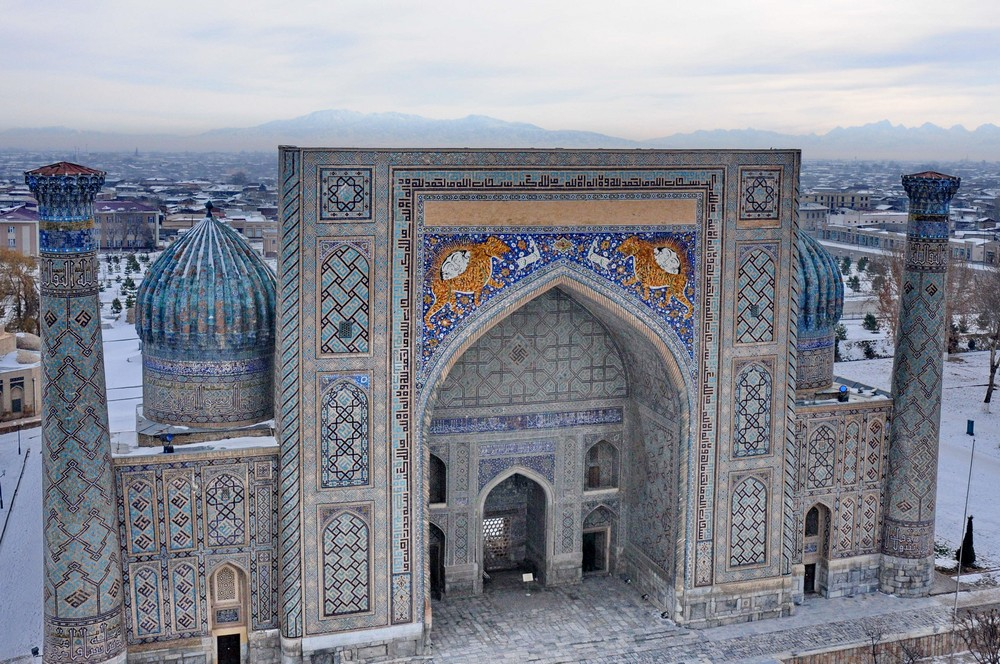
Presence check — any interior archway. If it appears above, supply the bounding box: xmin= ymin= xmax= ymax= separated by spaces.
xmin=422 ymin=279 xmax=690 ymax=611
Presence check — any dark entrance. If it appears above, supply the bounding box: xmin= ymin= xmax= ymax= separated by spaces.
xmin=429 ymin=524 xmax=446 ymax=599
xmin=582 ymin=530 xmax=608 ymax=574
xmin=217 ymin=634 xmax=240 ymax=664
xmin=804 ymin=563 xmax=816 ymax=594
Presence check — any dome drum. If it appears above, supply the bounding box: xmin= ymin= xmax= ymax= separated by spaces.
xmin=796 ymin=233 xmax=844 ymax=397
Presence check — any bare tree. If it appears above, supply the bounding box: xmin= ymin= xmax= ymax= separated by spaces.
xmin=975 ymin=261 xmax=1000 ymax=407
xmin=862 ymin=619 xmax=885 ymax=663
xmin=958 ymin=607 xmax=1000 ymax=664
xmin=0 ymin=248 xmax=39 ymax=334
xmin=868 ymin=246 xmax=905 ymax=341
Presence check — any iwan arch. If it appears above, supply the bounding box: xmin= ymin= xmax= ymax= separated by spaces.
xmin=50 ymin=149 xmax=957 ymax=664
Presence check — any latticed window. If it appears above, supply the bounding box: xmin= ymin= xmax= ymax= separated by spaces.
xmin=483 ymin=516 xmax=511 ymax=561
xmin=585 ymin=440 xmax=619 ymax=490
xmin=733 ymin=363 xmax=772 ymax=457
xmin=429 ymin=454 xmax=447 ymax=504
xmin=215 ymin=566 xmax=238 ymax=602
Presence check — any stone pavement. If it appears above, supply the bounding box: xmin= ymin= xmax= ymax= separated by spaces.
xmin=423 ymin=571 xmax=1000 ymax=663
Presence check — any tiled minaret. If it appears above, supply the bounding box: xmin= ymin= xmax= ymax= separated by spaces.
xmin=880 ymin=171 xmax=960 ymax=595
xmin=26 ymin=163 xmax=126 ymax=664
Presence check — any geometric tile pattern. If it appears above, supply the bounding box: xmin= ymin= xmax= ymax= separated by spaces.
xmin=864 ymin=420 xmax=883 ymax=483
xmin=322 ymin=510 xmax=371 ymax=616
xmin=26 ymin=164 xmax=127 ymax=664
xmin=319 ymin=168 xmax=373 ymax=221
xmin=806 ymin=425 xmax=836 ymax=489
xmin=738 ymin=168 xmax=781 ymax=221
xmin=838 ymin=496 xmax=855 ymax=553
xmin=435 ymin=289 xmax=627 ymax=409
xmin=205 ymin=473 xmax=247 ymax=547
xmin=730 ymin=476 xmax=768 ymax=566
xmin=320 ymin=240 xmax=371 ymax=354
xmin=733 ymin=361 xmax=773 ymax=457
xmin=735 ymin=245 xmax=776 ymax=343
xmin=320 ymin=377 xmax=370 ymax=488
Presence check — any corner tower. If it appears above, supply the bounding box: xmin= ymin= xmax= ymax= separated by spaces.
xmin=25 ymin=163 xmax=125 ymax=664
xmin=880 ymin=171 xmax=960 ymax=595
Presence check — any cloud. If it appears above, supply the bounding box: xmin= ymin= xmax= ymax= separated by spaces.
xmin=2 ymin=0 xmax=1000 ymax=136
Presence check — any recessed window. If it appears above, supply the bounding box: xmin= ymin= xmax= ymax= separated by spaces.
xmin=805 ymin=506 xmax=820 ymax=537
xmin=429 ymin=454 xmax=446 ymax=504
xmin=585 ymin=440 xmax=619 ymax=490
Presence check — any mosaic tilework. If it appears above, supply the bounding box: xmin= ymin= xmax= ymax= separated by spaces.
xmin=320 ymin=168 xmax=373 ymax=221
xmin=319 ymin=240 xmax=371 ymax=354
xmin=733 ymin=360 xmax=773 ymax=457
xmin=320 ymin=376 xmax=370 ymax=489
xmin=421 ymin=230 xmax=697 ymax=382
xmin=730 ymin=477 xmax=768 ymax=566
xmin=115 ymin=453 xmax=278 ymax=645
xmin=277 ymin=148 xmax=304 ymax=638
xmin=864 ymin=420 xmax=883 ymax=482
xmin=27 ymin=166 xmax=127 ymax=664
xmin=883 ymin=172 xmax=960 ymax=562
xmin=735 ymin=245 xmax=776 ymax=344
xmin=321 ymin=507 xmax=371 ymax=617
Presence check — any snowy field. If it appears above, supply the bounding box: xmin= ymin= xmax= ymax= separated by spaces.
xmin=3 ymin=320 xmax=1000 ymax=658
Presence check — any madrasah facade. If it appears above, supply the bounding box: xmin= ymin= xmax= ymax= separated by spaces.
xmin=27 ymin=149 xmax=959 ymax=664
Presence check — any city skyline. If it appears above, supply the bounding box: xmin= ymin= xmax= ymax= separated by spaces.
xmin=4 ymin=0 xmax=1000 ymax=139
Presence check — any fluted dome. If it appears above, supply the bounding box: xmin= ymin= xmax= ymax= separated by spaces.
xmin=136 ymin=203 xmax=276 ymax=429
xmin=796 ymin=233 xmax=844 ymax=395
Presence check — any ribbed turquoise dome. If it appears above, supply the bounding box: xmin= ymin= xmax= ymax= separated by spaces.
xmin=797 ymin=233 xmax=844 ymax=335
xmin=796 ymin=233 xmax=844 ymax=394
xmin=136 ymin=204 xmax=276 ymax=428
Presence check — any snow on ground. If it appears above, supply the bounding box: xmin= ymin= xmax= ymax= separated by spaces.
xmin=836 ymin=351 xmax=1000 ymax=565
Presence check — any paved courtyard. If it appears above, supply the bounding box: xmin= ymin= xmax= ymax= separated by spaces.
xmin=426 ymin=571 xmax=994 ymax=663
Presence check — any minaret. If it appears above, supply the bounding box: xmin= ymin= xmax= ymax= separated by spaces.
xmin=880 ymin=171 xmax=960 ymax=595
xmin=26 ymin=163 xmax=125 ymax=664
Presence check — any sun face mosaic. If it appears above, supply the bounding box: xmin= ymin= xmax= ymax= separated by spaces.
xmin=419 ymin=230 xmax=697 ymax=378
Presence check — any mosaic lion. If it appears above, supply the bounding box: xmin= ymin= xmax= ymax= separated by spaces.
xmin=617 ymin=236 xmax=693 ymax=317
xmin=425 ymin=236 xmax=511 ymax=329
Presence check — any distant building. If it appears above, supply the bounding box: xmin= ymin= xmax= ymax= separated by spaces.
xmin=827 ymin=209 xmax=908 ymax=227
xmin=803 ymin=188 xmax=872 ymax=211
xmin=798 ymin=202 xmax=828 ymax=232
xmin=0 ymin=204 xmax=39 ymax=255
xmin=0 ymin=331 xmax=41 ymax=422
xmin=93 ymin=200 xmax=162 ymax=250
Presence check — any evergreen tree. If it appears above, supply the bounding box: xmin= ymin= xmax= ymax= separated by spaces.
xmin=110 ymin=298 xmax=123 ymax=315
xmin=862 ymin=312 xmax=880 ymax=332
xmin=957 ymin=515 xmax=977 ymax=569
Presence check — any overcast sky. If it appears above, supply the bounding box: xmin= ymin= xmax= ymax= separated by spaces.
xmin=4 ymin=0 xmax=999 ymax=139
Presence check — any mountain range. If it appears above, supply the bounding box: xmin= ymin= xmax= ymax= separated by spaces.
xmin=2 ymin=111 xmax=999 ymax=161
